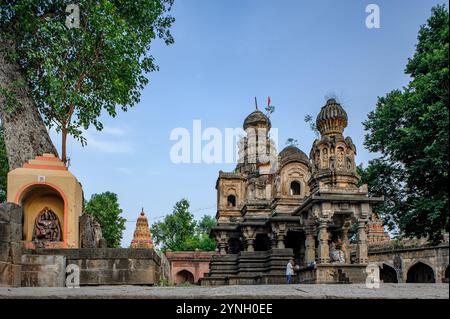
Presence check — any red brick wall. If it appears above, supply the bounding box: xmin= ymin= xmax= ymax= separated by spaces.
xmin=165 ymin=251 xmax=216 ymax=285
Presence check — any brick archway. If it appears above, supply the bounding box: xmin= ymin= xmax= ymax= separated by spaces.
xmin=175 ymin=269 xmax=195 ymax=285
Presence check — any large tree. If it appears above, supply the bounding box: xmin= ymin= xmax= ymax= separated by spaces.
xmin=151 ymin=199 xmax=217 ymax=252
xmin=0 ymin=0 xmax=174 ymax=165
xmin=0 ymin=127 xmax=8 ymax=202
xmin=362 ymin=5 xmax=449 ymax=243
xmin=84 ymin=191 xmax=126 ymax=248
xmin=0 ymin=39 xmax=58 ymax=170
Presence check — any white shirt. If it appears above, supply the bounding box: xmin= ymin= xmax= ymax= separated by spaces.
xmin=286 ymin=262 xmax=294 ymax=275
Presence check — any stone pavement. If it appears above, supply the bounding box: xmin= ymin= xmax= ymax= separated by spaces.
xmin=0 ymin=284 xmax=448 ymax=299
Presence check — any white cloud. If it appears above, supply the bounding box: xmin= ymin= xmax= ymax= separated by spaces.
xmin=101 ymin=126 xmax=126 ymax=137
xmin=85 ymin=133 xmax=134 ymax=154
xmin=113 ymin=167 xmax=133 ymax=175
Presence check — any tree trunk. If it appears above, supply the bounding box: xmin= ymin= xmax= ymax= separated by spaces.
xmin=0 ymin=41 xmax=58 ymax=170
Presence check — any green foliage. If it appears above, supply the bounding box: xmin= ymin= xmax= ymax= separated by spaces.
xmin=84 ymin=191 xmax=126 ymax=248
xmin=285 ymin=138 xmax=299 ymax=147
xmin=0 ymin=0 xmax=174 ymax=161
xmin=0 ymin=126 xmax=8 ymax=202
xmin=151 ymin=199 xmax=217 ymax=252
xmin=304 ymin=114 xmax=319 ymax=137
xmin=362 ymin=5 xmax=449 ymax=244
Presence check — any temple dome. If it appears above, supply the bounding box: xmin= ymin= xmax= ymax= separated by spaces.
xmin=316 ymin=98 xmax=348 ymax=136
xmin=243 ymin=110 xmax=271 ymax=130
xmin=279 ymin=145 xmax=309 ymax=166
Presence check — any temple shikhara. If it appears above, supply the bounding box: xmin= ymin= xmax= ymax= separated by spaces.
xmin=202 ymin=99 xmax=389 ymax=285
xmin=130 ymin=208 xmax=154 ymax=249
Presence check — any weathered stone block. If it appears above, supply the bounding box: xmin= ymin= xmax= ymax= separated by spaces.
xmin=21 ymin=255 xmax=66 ymax=287
xmin=0 ymin=242 xmax=10 ymax=262
xmin=0 ymin=222 xmax=11 ymax=242
xmin=10 ymin=242 xmax=22 ymax=264
xmin=0 ymin=203 xmax=23 ymax=224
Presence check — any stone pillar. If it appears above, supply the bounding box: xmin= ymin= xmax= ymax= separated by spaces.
xmin=356 ymin=219 xmax=368 ymax=264
xmin=272 ymin=223 xmax=287 ymax=249
xmin=317 ymin=220 xmax=330 ymax=264
xmin=342 ymin=223 xmax=351 ymax=263
xmin=215 ymin=232 xmax=229 ymax=255
xmin=299 ymin=238 xmax=306 ymax=266
xmin=243 ymin=227 xmax=256 ymax=252
xmin=305 ymin=228 xmax=316 ymax=265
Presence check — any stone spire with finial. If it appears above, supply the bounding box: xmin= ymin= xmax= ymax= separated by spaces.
xmin=130 ymin=208 xmax=154 ymax=249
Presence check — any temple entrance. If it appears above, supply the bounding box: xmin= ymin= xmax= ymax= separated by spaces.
xmin=380 ymin=264 xmax=398 ymax=283
xmin=175 ymin=270 xmax=195 ymax=285
xmin=285 ymin=230 xmax=303 ymax=265
xmin=406 ymin=262 xmax=435 ymax=283
xmin=228 ymin=237 xmax=243 ymax=254
xmin=254 ymin=234 xmax=271 ymax=251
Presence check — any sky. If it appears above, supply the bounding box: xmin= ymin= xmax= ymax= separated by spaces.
xmin=48 ymin=0 xmax=446 ymax=246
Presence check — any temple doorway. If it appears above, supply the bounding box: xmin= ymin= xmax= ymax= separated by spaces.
xmin=175 ymin=270 xmax=195 ymax=285
xmin=380 ymin=264 xmax=398 ymax=283
xmin=406 ymin=262 xmax=435 ymax=283
xmin=285 ymin=230 xmax=303 ymax=265
xmin=254 ymin=234 xmax=271 ymax=251
xmin=228 ymin=238 xmax=243 ymax=254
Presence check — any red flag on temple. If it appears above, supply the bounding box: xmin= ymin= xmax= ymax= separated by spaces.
xmin=268 ymin=96 xmax=271 ymax=107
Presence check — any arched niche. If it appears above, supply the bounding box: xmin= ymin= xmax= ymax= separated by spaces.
xmin=175 ymin=269 xmax=195 ymax=285
xmin=17 ymin=183 xmax=66 ymax=243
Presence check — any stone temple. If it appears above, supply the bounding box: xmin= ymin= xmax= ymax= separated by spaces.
xmin=130 ymin=208 xmax=154 ymax=249
xmin=202 ymin=99 xmax=387 ymax=285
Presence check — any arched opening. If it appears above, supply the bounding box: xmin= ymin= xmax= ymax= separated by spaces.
xmin=406 ymin=262 xmax=435 ymax=283
xmin=227 ymin=195 xmax=236 ymax=207
xmin=380 ymin=264 xmax=398 ymax=283
xmin=443 ymin=265 xmax=449 ymax=283
xmin=228 ymin=237 xmax=243 ymax=254
xmin=290 ymin=181 xmax=301 ymax=196
xmin=254 ymin=234 xmax=271 ymax=251
xmin=18 ymin=184 xmax=65 ymax=242
xmin=175 ymin=270 xmax=195 ymax=285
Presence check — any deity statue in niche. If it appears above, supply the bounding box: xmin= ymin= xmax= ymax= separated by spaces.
xmin=322 ymin=148 xmax=329 ymax=169
xmin=32 ymin=207 xmax=62 ymax=242
xmin=314 ymin=149 xmax=321 ymax=170
xmin=337 ymin=146 xmax=345 ymax=170
xmin=329 ymin=240 xmax=346 ymax=264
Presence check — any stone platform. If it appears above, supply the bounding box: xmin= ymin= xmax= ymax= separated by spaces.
xmin=0 ymin=284 xmax=448 ymax=299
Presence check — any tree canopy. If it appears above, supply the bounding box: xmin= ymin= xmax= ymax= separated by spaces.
xmin=84 ymin=191 xmax=126 ymax=248
xmin=151 ymin=199 xmax=217 ymax=252
xmin=361 ymin=5 xmax=449 ymax=243
xmin=0 ymin=0 xmax=174 ymax=163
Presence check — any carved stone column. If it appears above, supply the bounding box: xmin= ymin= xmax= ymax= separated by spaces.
xmin=242 ymin=227 xmax=256 ymax=252
xmin=317 ymin=220 xmax=330 ymax=264
xmin=342 ymin=222 xmax=351 ymax=263
xmin=356 ymin=219 xmax=368 ymax=264
xmin=272 ymin=223 xmax=287 ymax=249
xmin=305 ymin=227 xmax=316 ymax=265
xmin=216 ymin=231 xmax=229 ymax=255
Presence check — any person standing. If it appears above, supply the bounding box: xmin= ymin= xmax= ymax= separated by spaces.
xmin=286 ymin=259 xmax=294 ymax=284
